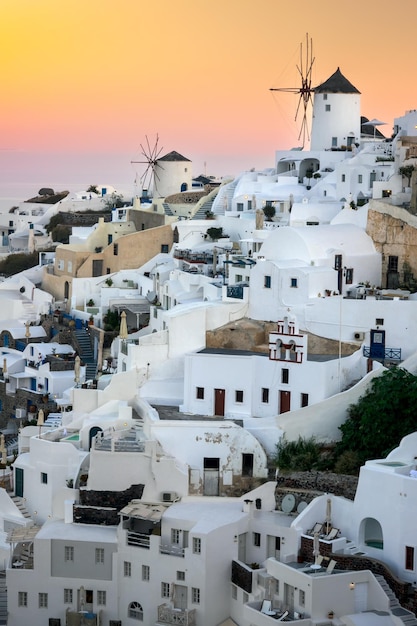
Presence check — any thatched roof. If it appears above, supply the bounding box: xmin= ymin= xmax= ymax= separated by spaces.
xmin=315 ymin=67 xmax=360 ymax=94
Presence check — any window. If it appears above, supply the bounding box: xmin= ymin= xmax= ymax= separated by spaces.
xmin=113 ymin=243 xmax=118 ymax=256
xmin=64 ymin=589 xmax=73 ymax=604
xmin=58 ymin=259 xmax=64 ymax=270
xmin=193 ymin=537 xmax=201 ymax=554
xmin=128 ymin=601 xmax=143 ymax=621
xmin=236 ymin=274 xmax=242 ymax=283
xmin=275 ymin=579 xmax=280 ymax=594
xmin=97 ymin=591 xmax=106 ymax=606
xmin=282 ymin=369 xmax=289 ymax=384
xmin=264 ymin=275 xmax=271 ymax=288
xmin=41 ymin=472 xmax=48 ymax=484
xmin=161 ymin=244 xmax=169 ymax=253
xmin=345 ymin=268 xmax=353 ymax=284
xmin=290 ymin=277 xmax=298 ymax=288
xmin=177 ymin=571 xmax=185 ymax=581
xmin=358 ymin=174 xmax=363 ymax=183
xmin=406 ymin=546 xmax=414 ymax=570
xmin=161 ymin=582 xmax=170 ymax=598
xmin=39 ymin=593 xmax=48 ymax=608
xmin=67 ymin=261 xmax=73 ymax=273
xmin=235 ymin=390 xmax=244 ymax=403
xmin=332 ymin=137 xmax=337 ymax=147
xmin=171 ymin=529 xmax=180 ymax=544
xmin=64 ymin=546 xmax=74 ymax=562
xmin=196 ymin=387 xmax=204 ymax=400
xmin=142 ymin=565 xmax=150 ymax=581
xmin=325 ymin=104 xmax=331 ymax=112
xmin=18 ymin=591 xmax=28 ymax=607
xmin=124 ymin=561 xmax=131 ymax=577
xmin=192 ymin=588 xmax=200 ymax=604
xmin=323 ymin=94 xmax=328 ymax=100
xmin=232 ymin=585 xmax=237 ymax=600
xmin=95 ymin=548 xmax=104 ymax=564
xmin=301 ymin=393 xmax=309 ymax=408
xmin=262 ymin=388 xmax=269 ymax=403
xmin=242 ymin=453 xmax=254 ymax=477
xmin=243 ymin=592 xmax=249 ymax=603
xmin=376 ymin=318 xmax=384 ymax=326
xmin=237 ymin=202 xmax=244 ymax=212
xmin=253 ymin=532 xmax=261 ymax=547
xmin=388 ymin=256 xmax=398 ymax=272
xmin=299 ymin=589 xmax=305 ymax=606
xmin=341 ymin=174 xmax=345 ymax=182
xmin=334 ymin=254 xmax=342 ymax=270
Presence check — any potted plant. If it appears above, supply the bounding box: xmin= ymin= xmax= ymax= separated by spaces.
xmin=328 ymin=610 xmax=334 ymax=619
xmin=105 ymin=277 xmax=113 ymax=287
xmin=87 ymin=298 xmax=95 ymax=307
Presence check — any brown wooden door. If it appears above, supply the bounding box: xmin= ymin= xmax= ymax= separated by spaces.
xmin=279 ymin=390 xmax=291 ymax=414
xmin=214 ymin=388 xmax=225 ymax=416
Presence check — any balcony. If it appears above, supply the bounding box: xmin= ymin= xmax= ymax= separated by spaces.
xmin=127 ymin=531 xmax=150 ymax=549
xmin=363 ymin=346 xmax=401 ymax=361
xmin=159 ymin=543 xmax=185 ymax=557
xmin=65 ymin=609 xmax=98 ymax=626
xmin=157 ymin=603 xmax=196 ymax=625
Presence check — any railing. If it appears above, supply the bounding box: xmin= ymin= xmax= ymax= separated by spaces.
xmin=226 ymin=285 xmax=244 ymax=299
xmin=94 ymin=437 xmax=145 ymax=453
xmin=363 ymin=346 xmax=401 ymax=361
xmin=159 ymin=543 xmax=185 ymax=557
xmin=157 ymin=603 xmax=196 ymax=625
xmin=127 ymin=531 xmax=150 ymax=549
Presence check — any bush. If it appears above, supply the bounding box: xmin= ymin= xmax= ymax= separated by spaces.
xmin=0 ymin=252 xmax=38 ymax=277
xmin=274 ymin=436 xmax=320 ymax=472
xmin=263 ymin=206 xmax=276 ymax=221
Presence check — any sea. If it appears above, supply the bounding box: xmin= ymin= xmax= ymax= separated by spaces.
xmin=0 ymin=180 xmax=136 ymax=215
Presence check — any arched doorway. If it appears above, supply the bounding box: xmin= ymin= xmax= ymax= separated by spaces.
xmin=361 ymin=517 xmax=383 ymax=549
xmin=88 ymin=426 xmax=103 ymax=450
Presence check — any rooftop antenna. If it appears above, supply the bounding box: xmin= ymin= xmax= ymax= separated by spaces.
xmin=131 ymin=135 xmax=164 ymax=197
xmin=270 ymin=33 xmax=315 ymax=147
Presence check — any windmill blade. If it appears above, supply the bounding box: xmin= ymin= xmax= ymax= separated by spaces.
xmin=270 ymin=32 xmax=315 ymax=147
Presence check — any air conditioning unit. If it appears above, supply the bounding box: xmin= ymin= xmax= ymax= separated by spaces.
xmin=162 ymin=491 xmax=178 ymax=503
xmin=354 ymin=331 xmax=365 ymax=341
xmin=15 ymin=408 xmax=26 ymax=419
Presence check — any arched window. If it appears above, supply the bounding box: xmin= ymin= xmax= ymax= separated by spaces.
xmin=128 ymin=601 xmax=143 ymax=621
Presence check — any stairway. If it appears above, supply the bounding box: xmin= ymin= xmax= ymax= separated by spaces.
xmin=11 ymin=496 xmax=32 ymax=519
xmin=0 ymin=572 xmax=7 ymax=626
xmin=73 ymin=329 xmax=97 ymax=380
xmin=376 ymin=574 xmax=417 ymax=625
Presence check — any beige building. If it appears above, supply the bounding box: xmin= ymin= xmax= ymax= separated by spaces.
xmin=42 ymin=214 xmax=174 ymax=305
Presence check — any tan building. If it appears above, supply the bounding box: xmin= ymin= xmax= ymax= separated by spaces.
xmin=42 ymin=214 xmax=174 ymax=305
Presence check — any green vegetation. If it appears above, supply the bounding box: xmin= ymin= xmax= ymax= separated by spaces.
xmin=263 ymin=205 xmax=276 ymax=221
xmin=206 ymin=227 xmax=224 ymax=241
xmin=336 ymin=367 xmax=417 ymax=471
xmin=0 ymin=252 xmax=38 ymax=277
xmin=399 ymin=165 xmax=415 ymax=187
xmin=87 ymin=184 xmax=99 ymax=194
xmin=103 ymin=309 xmax=120 ymax=332
xmin=274 ymin=436 xmax=320 ymax=472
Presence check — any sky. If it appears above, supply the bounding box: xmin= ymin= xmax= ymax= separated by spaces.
xmin=2 ymin=0 xmax=417 ymax=190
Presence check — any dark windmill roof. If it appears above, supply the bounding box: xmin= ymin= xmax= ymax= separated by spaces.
xmin=314 ymin=68 xmax=360 ymax=94
xmin=158 ymin=150 xmax=191 ymax=163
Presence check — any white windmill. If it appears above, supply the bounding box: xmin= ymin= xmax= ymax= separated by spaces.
xmin=131 ymin=135 xmax=165 ymax=200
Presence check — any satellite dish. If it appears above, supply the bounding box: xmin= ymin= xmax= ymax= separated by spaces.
xmin=146 ymin=291 xmax=157 ymax=304
xmin=281 ymin=493 xmax=296 ymax=513
xmin=297 ymin=501 xmax=308 ymax=513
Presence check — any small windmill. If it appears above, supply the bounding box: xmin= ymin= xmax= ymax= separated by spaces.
xmin=131 ymin=135 xmax=165 ymax=198
xmin=270 ymin=33 xmax=315 ymax=147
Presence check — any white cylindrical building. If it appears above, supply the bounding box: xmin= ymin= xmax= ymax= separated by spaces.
xmin=310 ymin=67 xmax=361 ymax=152
xmin=153 ymin=150 xmax=192 ymax=198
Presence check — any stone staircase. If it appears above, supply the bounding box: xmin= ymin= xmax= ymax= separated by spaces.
xmin=0 ymin=572 xmax=7 ymax=626
xmin=376 ymin=574 xmax=417 ymax=625
xmin=11 ymin=496 xmax=31 ymax=519
xmin=73 ymin=329 xmax=97 ymax=380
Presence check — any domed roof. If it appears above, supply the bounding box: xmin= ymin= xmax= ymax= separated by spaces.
xmin=314 ymin=67 xmax=360 ymax=94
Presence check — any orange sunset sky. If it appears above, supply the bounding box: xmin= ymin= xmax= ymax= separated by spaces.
xmin=1 ymin=0 xmax=417 ymax=188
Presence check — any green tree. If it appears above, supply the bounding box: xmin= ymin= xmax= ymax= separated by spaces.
xmin=399 ymin=165 xmax=415 ymax=187
xmin=263 ymin=206 xmax=276 ymax=221
xmin=103 ymin=192 xmax=124 ymax=209
xmin=87 ymin=184 xmax=99 ymax=194
xmin=0 ymin=252 xmax=38 ymax=276
xmin=336 ymin=367 xmax=417 ymax=469
xmin=206 ymin=227 xmax=223 ymax=241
